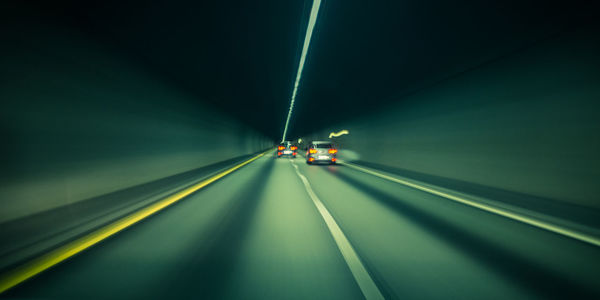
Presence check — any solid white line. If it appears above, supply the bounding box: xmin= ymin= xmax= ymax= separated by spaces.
xmin=291 ymin=162 xmax=384 ymax=300
xmin=342 ymin=161 xmax=600 ymax=247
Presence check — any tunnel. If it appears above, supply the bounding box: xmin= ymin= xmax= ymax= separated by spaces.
xmin=1 ymin=0 xmax=600 ymax=299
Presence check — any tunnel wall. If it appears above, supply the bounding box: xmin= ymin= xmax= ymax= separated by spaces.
xmin=0 ymin=18 xmax=273 ymax=222
xmin=305 ymin=28 xmax=600 ymax=208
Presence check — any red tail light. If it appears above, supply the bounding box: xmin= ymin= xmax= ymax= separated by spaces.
xmin=290 ymin=146 xmax=298 ymax=150
xmin=309 ymin=148 xmax=317 ymax=154
xmin=277 ymin=152 xmax=282 ymax=155
xmin=332 ymin=158 xmax=337 ymax=162
xmin=328 ymin=149 xmax=338 ymax=154
xmin=277 ymin=146 xmax=285 ymax=151
xmin=293 ymin=152 xmax=297 ymax=155
xmin=308 ymin=157 xmax=315 ymax=162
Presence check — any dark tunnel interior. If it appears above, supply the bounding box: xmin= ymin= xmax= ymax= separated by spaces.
xmin=1 ymin=0 xmax=600 ymax=298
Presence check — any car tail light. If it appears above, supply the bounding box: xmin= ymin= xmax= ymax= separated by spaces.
xmin=309 ymin=148 xmax=317 ymax=154
xmin=277 ymin=146 xmax=285 ymax=151
xmin=277 ymin=152 xmax=282 ymax=155
xmin=308 ymin=157 xmax=315 ymax=162
xmin=332 ymin=158 xmax=337 ymax=162
xmin=293 ymin=152 xmax=297 ymax=155
xmin=290 ymin=146 xmax=298 ymax=150
xmin=328 ymin=149 xmax=338 ymax=154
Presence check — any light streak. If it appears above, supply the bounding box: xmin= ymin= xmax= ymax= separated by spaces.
xmin=281 ymin=0 xmax=323 ymax=142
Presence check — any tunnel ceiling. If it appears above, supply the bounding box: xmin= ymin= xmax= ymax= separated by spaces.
xmin=6 ymin=0 xmax=598 ymax=140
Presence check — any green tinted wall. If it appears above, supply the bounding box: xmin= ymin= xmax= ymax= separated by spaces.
xmin=306 ymin=28 xmax=600 ymax=208
xmin=0 ymin=19 xmax=272 ymax=222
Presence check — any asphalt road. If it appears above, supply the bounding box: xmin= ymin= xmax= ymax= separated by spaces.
xmin=3 ymin=151 xmax=600 ymax=299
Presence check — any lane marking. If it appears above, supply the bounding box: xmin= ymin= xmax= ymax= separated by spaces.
xmin=291 ymin=162 xmax=384 ymax=300
xmin=0 ymin=150 xmax=271 ymax=294
xmin=342 ymin=161 xmax=600 ymax=247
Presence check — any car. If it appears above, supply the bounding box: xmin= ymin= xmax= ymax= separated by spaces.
xmin=277 ymin=141 xmax=298 ymax=158
xmin=306 ymin=141 xmax=337 ymax=164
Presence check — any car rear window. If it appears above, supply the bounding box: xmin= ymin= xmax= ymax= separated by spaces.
xmin=313 ymin=144 xmax=332 ymax=149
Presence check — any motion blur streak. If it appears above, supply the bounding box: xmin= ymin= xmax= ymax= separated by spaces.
xmin=2 ymin=0 xmax=600 ymax=299
xmin=0 ymin=152 xmax=268 ymax=294
xmin=341 ymin=161 xmax=600 ymax=247
xmin=281 ymin=0 xmax=322 ymax=142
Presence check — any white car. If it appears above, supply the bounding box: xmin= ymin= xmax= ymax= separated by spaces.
xmin=306 ymin=141 xmax=337 ymax=165
xmin=277 ymin=141 xmax=298 ymax=158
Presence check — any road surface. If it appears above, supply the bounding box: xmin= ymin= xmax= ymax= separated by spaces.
xmin=3 ymin=151 xmax=600 ymax=299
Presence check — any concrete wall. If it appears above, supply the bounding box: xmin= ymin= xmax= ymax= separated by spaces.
xmin=305 ymin=28 xmax=600 ymax=208
xmin=0 ymin=18 xmax=272 ymax=222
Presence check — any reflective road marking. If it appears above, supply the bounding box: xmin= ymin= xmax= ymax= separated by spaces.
xmin=291 ymin=161 xmax=385 ymax=300
xmin=0 ymin=150 xmax=270 ymax=294
xmin=342 ymin=161 xmax=600 ymax=248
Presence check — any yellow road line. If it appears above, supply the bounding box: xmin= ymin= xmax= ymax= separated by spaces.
xmin=342 ymin=161 xmax=600 ymax=248
xmin=0 ymin=150 xmax=270 ymax=294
